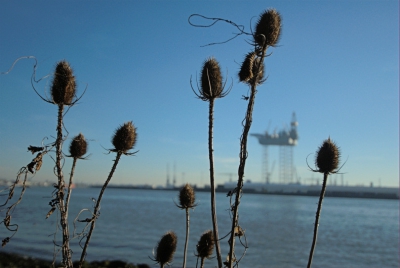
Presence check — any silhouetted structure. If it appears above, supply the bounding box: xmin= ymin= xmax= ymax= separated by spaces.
xmin=251 ymin=112 xmax=298 ymax=183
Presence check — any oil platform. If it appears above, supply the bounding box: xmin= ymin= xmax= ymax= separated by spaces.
xmin=251 ymin=112 xmax=298 ymax=184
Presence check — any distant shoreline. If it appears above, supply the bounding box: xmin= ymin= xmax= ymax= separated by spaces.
xmin=91 ymin=184 xmax=399 ymax=200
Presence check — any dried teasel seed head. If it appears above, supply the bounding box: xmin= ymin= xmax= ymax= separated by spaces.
xmin=51 ymin=60 xmax=76 ymax=105
xmin=238 ymin=52 xmax=256 ymax=83
xmin=315 ymin=138 xmax=340 ymax=174
xmin=155 ymin=231 xmax=177 ymax=266
xmin=69 ymin=133 xmax=88 ymax=158
xmin=254 ymin=9 xmax=282 ymax=48
xmin=196 ymin=230 xmax=214 ymax=259
xmin=200 ymin=57 xmax=223 ymax=100
xmin=178 ymin=183 xmax=196 ymax=209
xmin=112 ymin=121 xmax=137 ymax=153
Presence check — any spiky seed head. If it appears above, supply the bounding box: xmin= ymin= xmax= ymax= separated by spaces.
xmin=112 ymin=121 xmax=137 ymax=153
xmin=155 ymin=231 xmax=177 ymax=266
xmin=254 ymin=9 xmax=282 ymax=48
xmin=179 ymin=183 xmax=196 ymax=209
xmin=238 ymin=52 xmax=256 ymax=83
xmin=315 ymin=138 xmax=340 ymax=174
xmin=51 ymin=60 xmax=76 ymax=105
xmin=69 ymin=133 xmax=88 ymax=158
xmin=200 ymin=57 xmax=223 ymax=100
xmin=196 ymin=230 xmax=214 ymax=259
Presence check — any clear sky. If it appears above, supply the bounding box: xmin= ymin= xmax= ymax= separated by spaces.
xmin=0 ymin=1 xmax=398 ymax=188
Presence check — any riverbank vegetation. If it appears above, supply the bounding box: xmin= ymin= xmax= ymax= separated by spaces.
xmin=0 ymin=252 xmax=150 ymax=268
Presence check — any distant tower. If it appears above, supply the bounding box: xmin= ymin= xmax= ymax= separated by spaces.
xmin=166 ymin=163 xmax=171 ymax=188
xmin=173 ymin=162 xmax=177 ymax=187
xmin=251 ymin=112 xmax=298 ymax=184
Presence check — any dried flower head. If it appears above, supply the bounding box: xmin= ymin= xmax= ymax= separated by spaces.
xmin=155 ymin=231 xmax=177 ymax=266
xmin=238 ymin=52 xmax=256 ymax=83
xmin=112 ymin=121 xmax=137 ymax=154
xmin=315 ymin=138 xmax=340 ymax=174
xmin=178 ymin=183 xmax=196 ymax=209
xmin=254 ymin=9 xmax=282 ymax=48
xmin=191 ymin=57 xmax=231 ymax=101
xmin=69 ymin=133 xmax=88 ymax=158
xmin=239 ymin=51 xmax=265 ymax=85
xmin=196 ymin=230 xmax=214 ymax=259
xmin=51 ymin=60 xmax=76 ymax=105
xmin=201 ymin=57 xmax=223 ymax=100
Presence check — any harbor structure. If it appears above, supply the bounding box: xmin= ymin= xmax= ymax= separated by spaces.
xmin=251 ymin=112 xmax=299 ymax=184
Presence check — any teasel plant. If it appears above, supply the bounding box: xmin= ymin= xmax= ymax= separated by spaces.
xmin=191 ymin=57 xmax=231 ymax=268
xmin=196 ymin=230 xmax=215 ymax=268
xmin=152 ymin=231 xmax=178 ymax=268
xmin=78 ymin=121 xmax=137 ymax=267
xmin=306 ymin=137 xmax=343 ymax=268
xmin=0 ymin=60 xmax=85 ymax=266
xmin=176 ymin=183 xmax=197 ymax=268
xmin=47 ymin=60 xmax=82 ymax=267
xmin=228 ymin=9 xmax=281 ymax=268
xmin=64 ymin=134 xmax=89 ymax=219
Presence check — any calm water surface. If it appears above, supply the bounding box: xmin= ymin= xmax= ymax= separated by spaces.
xmin=1 ymin=187 xmax=398 ymax=268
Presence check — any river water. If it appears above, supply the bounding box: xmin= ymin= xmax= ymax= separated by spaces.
xmin=0 ymin=187 xmax=398 ymax=267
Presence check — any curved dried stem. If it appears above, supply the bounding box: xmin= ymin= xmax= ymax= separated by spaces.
xmin=64 ymin=157 xmax=78 ymax=218
xmin=78 ymin=151 xmax=123 ymax=267
xmin=188 ymin=14 xmax=251 ymax=47
xmin=307 ymin=172 xmax=329 ymax=268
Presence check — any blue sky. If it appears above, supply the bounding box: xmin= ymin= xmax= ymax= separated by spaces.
xmin=0 ymin=1 xmax=398 ymax=188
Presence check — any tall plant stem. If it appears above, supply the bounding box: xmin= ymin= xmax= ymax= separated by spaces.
xmin=208 ymin=99 xmax=223 ymax=268
xmin=228 ymin=47 xmax=267 ymax=267
xmin=65 ymin=158 xmax=77 ymax=217
xmin=307 ymin=172 xmax=329 ymax=268
xmin=79 ymin=152 xmax=123 ymax=267
xmin=55 ymin=104 xmax=73 ymax=268
xmin=182 ymin=208 xmax=190 ymax=268
xmin=228 ymin=83 xmax=257 ymax=267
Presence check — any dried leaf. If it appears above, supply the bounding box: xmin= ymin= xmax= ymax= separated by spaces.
xmin=46 ymin=207 xmax=56 ymax=219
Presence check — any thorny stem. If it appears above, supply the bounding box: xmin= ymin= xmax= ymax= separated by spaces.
xmin=65 ymin=158 xmax=78 ymax=218
xmin=55 ymin=104 xmax=73 ymax=268
xmin=307 ymin=172 xmax=329 ymax=268
xmin=183 ymin=208 xmax=190 ymax=268
xmin=228 ymin=48 xmax=266 ymax=268
xmin=208 ymin=99 xmax=223 ymax=268
xmin=79 ymin=152 xmax=123 ymax=268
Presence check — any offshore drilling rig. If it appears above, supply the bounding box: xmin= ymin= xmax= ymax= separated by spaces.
xmin=251 ymin=112 xmax=299 ymax=184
